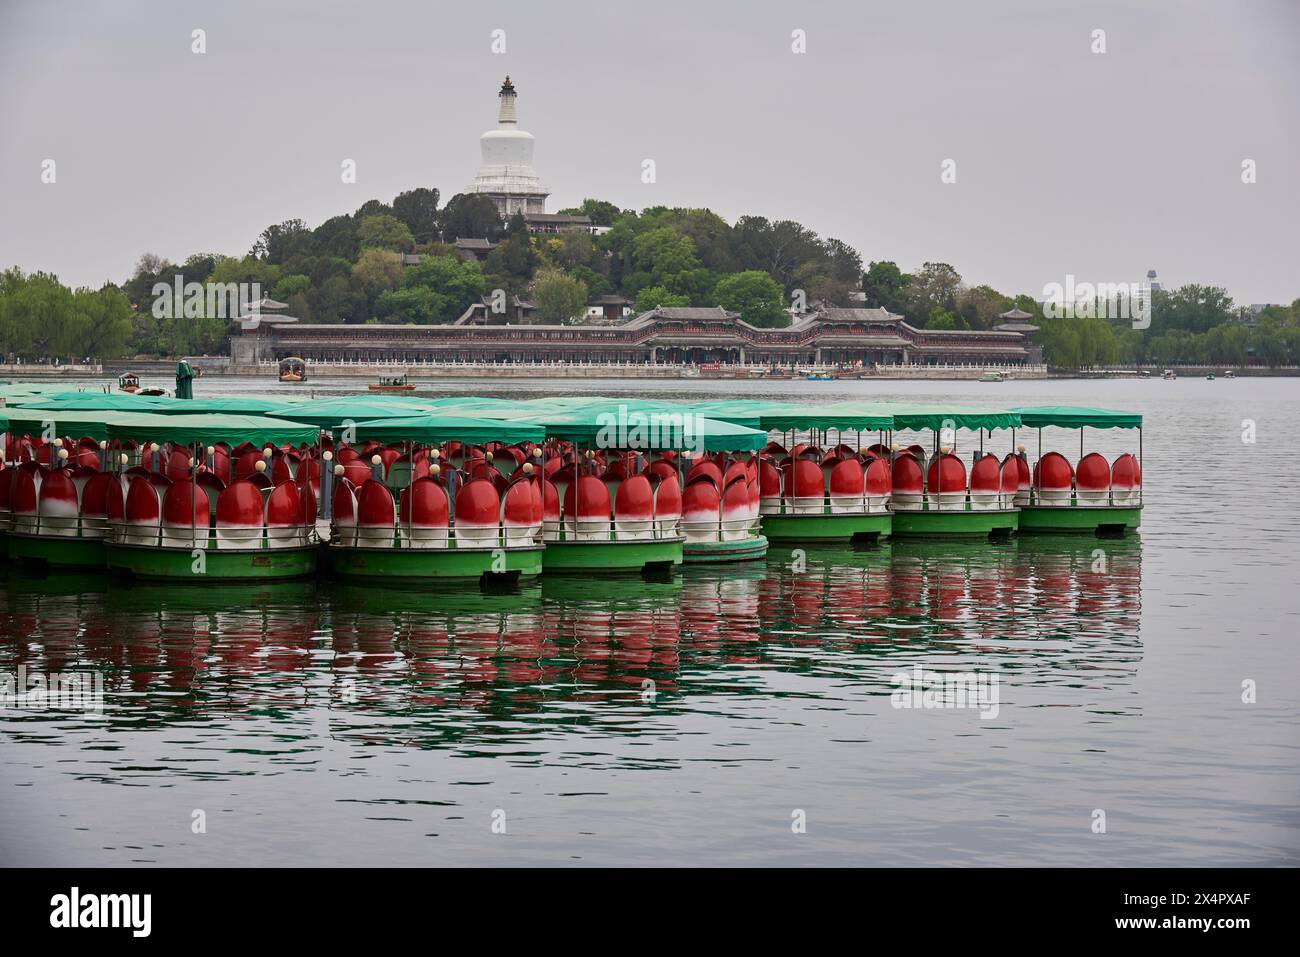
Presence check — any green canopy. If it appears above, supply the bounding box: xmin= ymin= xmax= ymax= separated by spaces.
xmin=268 ymin=395 xmax=439 ymax=428
xmin=519 ymin=404 xmax=766 ymax=452
xmin=154 ymin=396 xmax=305 ymax=416
xmin=349 ymin=414 xmax=547 ymax=446
xmin=879 ymin=404 xmax=1022 ymax=432
xmin=751 ymin=401 xmax=895 ymax=432
xmin=6 ymin=408 xmax=120 ymax=441
xmin=105 ymin=413 xmax=321 ymax=447
xmin=14 ymin=391 xmax=174 ymax=411
xmin=1008 ymin=406 xmax=1142 ymax=429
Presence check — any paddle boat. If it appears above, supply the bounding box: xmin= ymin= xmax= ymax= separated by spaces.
xmin=692 ymin=401 xmax=895 ymax=545
xmin=321 ymin=413 xmax=548 ymax=585
xmin=1005 ymin=406 xmax=1142 ymax=535
xmin=878 ymin=405 xmax=1022 ymax=539
xmin=2 ymin=408 xmax=116 ymax=570
xmin=101 ymin=413 xmax=323 ymax=580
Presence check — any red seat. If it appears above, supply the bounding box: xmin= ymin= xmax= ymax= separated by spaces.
xmin=1075 ymin=452 xmax=1111 ymax=504
xmin=455 ymin=477 xmax=502 ymax=543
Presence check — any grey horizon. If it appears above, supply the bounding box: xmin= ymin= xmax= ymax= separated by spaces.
xmin=0 ymin=0 xmax=1296 ymax=305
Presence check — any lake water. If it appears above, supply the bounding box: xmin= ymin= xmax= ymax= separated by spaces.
xmin=2 ymin=376 xmax=1297 ymax=866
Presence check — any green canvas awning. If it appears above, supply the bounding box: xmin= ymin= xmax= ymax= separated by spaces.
xmin=154 ymin=396 xmax=306 ymax=416
xmin=6 ymin=408 xmax=120 ymax=441
xmin=105 ymin=413 xmax=321 ymax=447
xmin=14 ymin=391 xmax=174 ymax=411
xmin=520 ymin=405 xmax=766 ymax=452
xmin=348 ymin=414 xmax=546 ymax=446
xmin=268 ymin=396 xmax=439 ymax=428
xmin=882 ymin=404 xmax=1022 ymax=432
xmin=1008 ymin=406 xmax=1143 ymax=429
xmin=754 ymin=401 xmax=895 ymax=432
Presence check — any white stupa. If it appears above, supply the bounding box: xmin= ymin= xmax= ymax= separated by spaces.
xmin=469 ymin=76 xmax=549 ymax=218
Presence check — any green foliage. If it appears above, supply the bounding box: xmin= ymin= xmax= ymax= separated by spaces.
xmin=558 ymin=198 xmax=622 ymax=226
xmin=439 ymin=193 xmax=503 ymax=243
xmin=713 ymin=270 xmax=786 ymax=328
xmin=634 ymin=285 xmax=690 ymax=312
xmin=532 ymin=269 xmax=589 ymax=324
xmin=0 ymin=269 xmax=134 ymax=359
xmin=358 ymin=214 xmax=415 ymax=252
xmin=392 ymin=187 xmax=441 ymax=244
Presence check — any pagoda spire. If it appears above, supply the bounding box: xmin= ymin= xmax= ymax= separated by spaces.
xmin=497 ymin=75 xmax=517 ymax=126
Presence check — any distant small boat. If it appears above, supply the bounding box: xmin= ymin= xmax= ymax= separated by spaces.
xmin=369 ymin=373 xmax=415 ymax=392
xmin=118 ymin=372 xmax=140 ymax=393
xmin=1205 ymin=372 xmax=1216 ymax=381
xmin=279 ymin=357 xmax=307 ymax=383
xmin=1162 ymin=369 xmax=1178 ymax=380
xmin=978 ymin=370 xmax=1007 ymax=382
xmin=805 ymin=373 xmax=834 ymax=381
xmin=1224 ymin=370 xmax=1236 ymax=379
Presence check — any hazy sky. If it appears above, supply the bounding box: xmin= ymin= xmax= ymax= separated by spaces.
xmin=1 ymin=0 xmax=1296 ymax=304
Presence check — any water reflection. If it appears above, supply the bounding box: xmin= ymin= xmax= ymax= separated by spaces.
xmin=0 ymin=537 xmax=1141 ymax=743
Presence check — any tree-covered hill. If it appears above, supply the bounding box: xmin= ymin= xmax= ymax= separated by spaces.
xmin=2 ymin=185 xmax=1297 ymax=367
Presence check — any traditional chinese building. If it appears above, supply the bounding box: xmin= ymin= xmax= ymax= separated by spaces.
xmin=231 ymin=304 xmax=1032 ymax=367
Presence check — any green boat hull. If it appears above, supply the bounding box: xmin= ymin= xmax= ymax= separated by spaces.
xmin=890 ymin=507 xmax=1019 ymax=539
xmin=1017 ymin=505 xmax=1141 ymax=534
xmin=541 ymin=537 xmax=683 ymax=574
xmin=328 ymin=544 xmax=543 ymax=582
xmin=761 ymin=512 xmax=891 ymax=543
xmin=6 ymin=533 xmax=107 ymax=570
xmin=682 ymin=535 xmax=769 ymax=563
xmin=106 ymin=542 xmax=317 ymax=581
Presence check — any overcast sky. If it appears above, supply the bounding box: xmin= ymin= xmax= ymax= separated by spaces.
xmin=1 ymin=0 xmax=1296 ymax=304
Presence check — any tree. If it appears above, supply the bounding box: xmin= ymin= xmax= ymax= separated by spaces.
xmin=862 ymin=261 xmax=908 ymax=313
xmin=392 ymin=187 xmax=441 ymax=244
xmin=904 ymin=262 xmax=962 ymax=326
xmin=558 ymin=198 xmax=621 ymax=226
xmin=271 ymin=274 xmax=311 ymax=302
xmin=484 ymin=212 xmax=539 ymax=288
xmin=252 ymin=219 xmax=311 ymax=263
xmin=957 ymin=284 xmax=1012 ymax=329
xmin=713 ymin=271 xmax=786 ymax=328
xmin=533 ymin=269 xmax=589 ymax=324
xmin=312 ymin=215 xmax=361 ymax=261
xmin=352 ymin=248 xmax=403 ymax=290
xmin=634 ymin=285 xmax=690 ymax=312
xmin=398 ymin=255 xmax=486 ymax=323
xmin=358 ymin=214 xmax=415 ymax=252
xmin=439 ymin=193 xmax=503 ymax=243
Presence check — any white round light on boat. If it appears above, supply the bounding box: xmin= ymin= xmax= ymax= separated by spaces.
xmin=333 ymin=464 xmax=344 ymax=476
xmin=430 ymin=464 xmax=441 ymax=477
xmin=429 ymin=449 xmax=440 ymax=460
xmin=522 ymin=462 xmax=534 ymax=474
xmin=206 ymin=445 xmax=215 ymax=455
xmin=99 ymin=441 xmax=107 ymax=450
xmin=322 ymin=450 xmax=333 ymax=461
xmin=57 ymin=448 xmax=69 ymax=460
xmin=188 ymin=457 xmax=196 ymax=468
xmin=119 ymin=453 xmax=129 ymax=465
xmin=371 ymin=454 xmax=381 ymax=466
xmin=255 ymin=460 xmax=267 ymax=472
xmin=150 ymin=443 xmax=160 ymax=453
xmin=263 ymin=447 xmax=273 ymax=457
xmin=485 ymin=451 xmax=494 ymax=461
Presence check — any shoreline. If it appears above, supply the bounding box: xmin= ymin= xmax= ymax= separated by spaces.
xmin=5 ymin=363 xmax=1296 ymax=381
